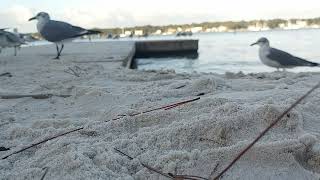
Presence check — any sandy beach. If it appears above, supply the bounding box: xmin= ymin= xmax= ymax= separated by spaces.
xmin=0 ymin=42 xmax=320 ymax=180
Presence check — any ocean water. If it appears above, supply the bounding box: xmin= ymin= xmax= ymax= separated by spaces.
xmin=136 ymin=29 xmax=320 ymax=74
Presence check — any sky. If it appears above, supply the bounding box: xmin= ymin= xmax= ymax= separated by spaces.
xmin=1 ymin=0 xmax=319 ymax=33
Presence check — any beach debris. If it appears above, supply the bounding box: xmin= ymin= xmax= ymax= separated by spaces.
xmin=1 ymin=127 xmax=84 ymax=160
xmin=174 ymin=85 xmax=187 ymax=89
xmin=196 ymin=93 xmax=205 ymax=96
xmin=213 ymin=81 xmax=320 ymax=180
xmin=208 ymin=163 xmax=220 ymax=179
xmin=0 ymin=72 xmax=12 ymax=77
xmin=72 ymin=60 xmax=120 ymax=63
xmin=114 ymin=148 xmax=174 ymax=179
xmin=40 ymin=167 xmax=49 ymax=180
xmin=1 ymin=97 xmax=200 ymax=160
xmin=0 ymin=94 xmax=71 ymax=99
xmin=114 ymin=148 xmax=208 ymax=180
xmin=64 ymin=66 xmax=83 ymax=77
xmin=108 ymin=97 xmax=200 ymax=122
xmin=0 ymin=146 xmax=10 ymax=151
xmin=168 ymin=173 xmax=209 ymax=180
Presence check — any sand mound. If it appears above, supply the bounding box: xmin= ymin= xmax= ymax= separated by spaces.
xmin=1 ymin=44 xmax=320 ymax=179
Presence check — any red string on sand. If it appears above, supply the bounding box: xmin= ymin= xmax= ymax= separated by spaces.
xmin=2 ymin=127 xmax=84 ymax=160
xmin=213 ymin=82 xmax=320 ymax=180
xmin=108 ymin=97 xmax=200 ymax=121
xmin=115 ymin=148 xmax=209 ymax=180
xmin=2 ymin=97 xmax=200 ymax=160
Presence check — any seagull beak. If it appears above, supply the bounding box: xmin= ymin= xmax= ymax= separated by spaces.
xmin=28 ymin=17 xmax=36 ymax=21
xmin=250 ymin=42 xmax=258 ymax=46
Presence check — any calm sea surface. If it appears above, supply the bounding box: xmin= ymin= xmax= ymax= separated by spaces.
xmin=136 ymin=29 xmax=320 ymax=74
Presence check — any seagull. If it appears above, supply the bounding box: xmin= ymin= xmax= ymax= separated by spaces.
xmin=29 ymin=12 xmax=101 ymax=59
xmin=0 ymin=29 xmax=26 ymax=56
xmin=251 ymin=37 xmax=319 ymax=71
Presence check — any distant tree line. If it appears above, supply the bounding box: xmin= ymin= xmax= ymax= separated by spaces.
xmin=30 ymin=17 xmax=320 ymax=37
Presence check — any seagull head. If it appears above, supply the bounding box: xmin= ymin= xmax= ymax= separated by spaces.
xmin=29 ymin=12 xmax=50 ymax=22
xmin=251 ymin=37 xmax=269 ymax=47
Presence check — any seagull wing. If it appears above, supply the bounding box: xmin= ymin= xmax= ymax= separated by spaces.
xmin=267 ymin=48 xmax=318 ymax=67
xmin=5 ymin=32 xmax=25 ymax=44
xmin=40 ymin=20 xmax=90 ymax=42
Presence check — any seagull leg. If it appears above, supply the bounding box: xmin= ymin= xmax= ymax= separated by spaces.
xmin=58 ymin=44 xmax=64 ymax=55
xmin=14 ymin=46 xmax=17 ymax=56
xmin=53 ymin=44 xmax=60 ymax=59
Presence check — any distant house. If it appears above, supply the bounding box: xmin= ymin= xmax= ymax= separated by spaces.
xmin=204 ymin=27 xmax=222 ymax=33
xmin=296 ymin=20 xmax=308 ymax=28
xmin=124 ymin=31 xmax=132 ymax=36
xmin=205 ymin=28 xmax=212 ymax=32
xmin=247 ymin=25 xmax=260 ymax=32
xmin=310 ymin=24 xmax=320 ymax=29
xmin=279 ymin=23 xmax=287 ymax=28
xmin=190 ymin=27 xmax=203 ymax=33
xmin=154 ymin=29 xmax=162 ymax=35
xmin=247 ymin=22 xmax=270 ymax=31
xmin=217 ymin=26 xmax=228 ymax=32
xmin=185 ymin=28 xmax=191 ymax=32
xmin=166 ymin=28 xmax=177 ymax=35
xmin=134 ymin=30 xmax=143 ymax=36
xmin=285 ymin=20 xmax=308 ymax=30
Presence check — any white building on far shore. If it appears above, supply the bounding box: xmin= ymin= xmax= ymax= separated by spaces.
xmin=247 ymin=25 xmax=261 ymax=32
xmin=134 ymin=30 xmax=143 ymax=36
xmin=124 ymin=31 xmax=132 ymax=36
xmin=190 ymin=27 xmax=203 ymax=33
xmin=217 ymin=26 xmax=228 ymax=32
xmin=284 ymin=20 xmax=308 ymax=30
xmin=153 ymin=29 xmax=162 ymax=35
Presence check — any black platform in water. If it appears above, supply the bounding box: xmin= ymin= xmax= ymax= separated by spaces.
xmin=135 ymin=39 xmax=198 ymax=58
xmin=126 ymin=39 xmax=199 ymax=69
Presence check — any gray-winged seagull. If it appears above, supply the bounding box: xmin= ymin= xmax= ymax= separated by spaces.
xmin=29 ymin=12 xmax=100 ymax=59
xmin=251 ymin=37 xmax=319 ymax=71
xmin=0 ymin=29 xmax=26 ymax=56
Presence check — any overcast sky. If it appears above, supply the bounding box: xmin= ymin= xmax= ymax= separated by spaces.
xmin=1 ymin=0 xmax=319 ymax=32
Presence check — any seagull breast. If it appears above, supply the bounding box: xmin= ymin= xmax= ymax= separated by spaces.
xmin=259 ymin=46 xmax=282 ymax=68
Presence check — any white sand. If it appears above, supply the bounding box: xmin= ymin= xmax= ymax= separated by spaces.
xmin=0 ymin=42 xmax=320 ymax=180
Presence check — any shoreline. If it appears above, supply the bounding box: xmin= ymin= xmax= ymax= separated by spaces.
xmin=0 ymin=42 xmax=320 ymax=179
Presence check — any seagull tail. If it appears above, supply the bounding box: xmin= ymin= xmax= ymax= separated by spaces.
xmin=309 ymin=62 xmax=319 ymax=67
xmin=295 ymin=56 xmax=320 ymax=67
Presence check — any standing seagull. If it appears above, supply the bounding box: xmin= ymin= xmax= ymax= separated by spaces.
xmin=29 ymin=12 xmax=100 ymax=59
xmin=251 ymin=37 xmax=319 ymax=71
xmin=0 ymin=29 xmax=26 ymax=56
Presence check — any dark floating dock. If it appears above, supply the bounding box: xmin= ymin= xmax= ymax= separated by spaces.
xmin=124 ymin=39 xmax=199 ymax=69
xmin=135 ymin=39 xmax=198 ymax=58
